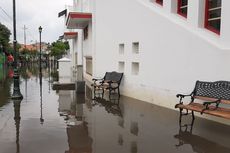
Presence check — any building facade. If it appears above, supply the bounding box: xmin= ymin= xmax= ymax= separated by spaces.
xmin=60 ymin=0 xmax=230 ymax=123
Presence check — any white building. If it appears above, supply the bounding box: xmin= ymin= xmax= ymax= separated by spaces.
xmin=59 ymin=0 xmax=230 ymax=124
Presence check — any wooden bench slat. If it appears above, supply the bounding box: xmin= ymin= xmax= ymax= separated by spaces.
xmin=194 ymin=96 xmax=230 ymax=105
xmin=176 ymin=103 xmax=230 ymax=119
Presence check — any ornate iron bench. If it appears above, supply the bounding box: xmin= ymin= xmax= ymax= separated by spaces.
xmin=175 ymin=81 xmax=230 ymax=124
xmin=92 ymin=71 xmax=123 ymax=98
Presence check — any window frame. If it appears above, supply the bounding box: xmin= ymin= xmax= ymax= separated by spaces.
xmin=83 ymin=25 xmax=88 ymax=40
xmin=177 ymin=0 xmax=188 ymax=18
xmin=204 ymin=0 xmax=221 ymax=35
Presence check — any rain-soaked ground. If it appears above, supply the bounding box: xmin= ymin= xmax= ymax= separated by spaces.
xmin=0 ymin=64 xmax=230 ymax=153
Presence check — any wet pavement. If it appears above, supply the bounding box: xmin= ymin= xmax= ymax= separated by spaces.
xmin=0 ymin=65 xmax=230 ymax=153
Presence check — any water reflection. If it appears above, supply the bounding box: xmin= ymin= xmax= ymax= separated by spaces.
xmin=13 ymin=99 xmax=22 ymax=153
xmin=58 ymin=89 xmax=93 ymax=153
xmin=92 ymin=94 xmax=122 ymax=117
xmin=0 ymin=64 xmax=229 ymax=153
xmin=39 ymin=73 xmax=44 ymax=124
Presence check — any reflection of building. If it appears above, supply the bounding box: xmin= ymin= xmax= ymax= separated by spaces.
xmin=57 ymin=87 xmax=93 ymax=153
xmin=65 ymin=122 xmax=93 ymax=153
xmin=58 ymin=90 xmax=73 ymax=114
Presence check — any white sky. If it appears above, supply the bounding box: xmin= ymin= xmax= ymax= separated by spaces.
xmin=0 ymin=0 xmax=72 ymax=44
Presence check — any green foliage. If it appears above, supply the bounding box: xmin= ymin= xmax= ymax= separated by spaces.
xmin=0 ymin=23 xmax=11 ymax=47
xmin=50 ymin=40 xmax=69 ymax=58
xmin=20 ymin=48 xmax=38 ymax=61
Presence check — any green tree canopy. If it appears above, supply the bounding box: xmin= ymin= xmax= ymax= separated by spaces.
xmin=0 ymin=23 xmax=11 ymax=48
xmin=50 ymin=40 xmax=69 ymax=58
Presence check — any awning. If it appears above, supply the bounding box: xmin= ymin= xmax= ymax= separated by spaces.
xmin=66 ymin=12 xmax=92 ymax=29
xmin=64 ymin=32 xmax=78 ymax=39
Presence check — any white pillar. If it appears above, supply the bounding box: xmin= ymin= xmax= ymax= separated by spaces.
xmin=76 ymin=29 xmax=85 ymax=93
xmin=77 ymin=30 xmax=83 ymax=65
xmin=187 ymin=0 xmax=205 ymax=28
xmin=164 ymin=0 xmax=178 ymax=13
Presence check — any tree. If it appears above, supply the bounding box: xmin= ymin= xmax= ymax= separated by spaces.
xmin=50 ymin=40 xmax=69 ymax=58
xmin=0 ymin=23 xmax=11 ymax=48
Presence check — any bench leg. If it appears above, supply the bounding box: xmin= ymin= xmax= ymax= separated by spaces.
xmin=179 ymin=108 xmax=183 ymax=125
xmin=179 ymin=109 xmax=195 ymax=127
xmin=118 ymin=88 xmax=120 ymax=97
xmin=109 ymin=89 xmax=112 ymax=100
xmin=191 ymin=111 xmax=195 ymax=125
xmin=102 ymin=89 xmax=104 ymax=98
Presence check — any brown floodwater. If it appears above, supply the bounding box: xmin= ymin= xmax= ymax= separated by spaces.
xmin=0 ymin=66 xmax=230 ymax=153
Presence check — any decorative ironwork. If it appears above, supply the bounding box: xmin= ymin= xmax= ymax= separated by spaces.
xmin=194 ymin=81 xmax=230 ymax=100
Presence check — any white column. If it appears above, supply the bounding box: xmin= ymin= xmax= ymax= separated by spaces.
xmin=220 ymin=0 xmax=230 ymax=47
xmin=187 ymin=0 xmax=205 ymax=28
xmin=164 ymin=0 xmax=178 ymax=13
xmin=77 ymin=30 xmax=83 ymax=65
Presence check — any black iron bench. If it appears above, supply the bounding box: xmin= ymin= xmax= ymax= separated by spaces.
xmin=92 ymin=71 xmax=123 ymax=98
xmin=175 ymin=81 xmax=230 ymax=124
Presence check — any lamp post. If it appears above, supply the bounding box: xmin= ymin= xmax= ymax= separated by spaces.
xmin=12 ymin=0 xmax=23 ymax=100
xmin=38 ymin=26 xmax=42 ymax=79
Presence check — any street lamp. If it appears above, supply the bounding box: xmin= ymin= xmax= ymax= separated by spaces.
xmin=12 ymin=0 xmax=23 ymax=100
xmin=39 ymin=26 xmax=42 ymax=79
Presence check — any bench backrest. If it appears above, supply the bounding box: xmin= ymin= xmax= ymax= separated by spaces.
xmin=193 ymin=81 xmax=230 ymax=103
xmin=104 ymin=71 xmax=123 ymax=84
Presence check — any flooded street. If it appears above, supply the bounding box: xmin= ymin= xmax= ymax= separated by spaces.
xmin=0 ymin=65 xmax=230 ymax=153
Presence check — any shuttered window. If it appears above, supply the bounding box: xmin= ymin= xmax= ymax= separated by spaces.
xmin=156 ymin=0 xmax=163 ymax=6
xmin=205 ymin=0 xmax=221 ymax=34
xmin=177 ymin=0 xmax=188 ymax=18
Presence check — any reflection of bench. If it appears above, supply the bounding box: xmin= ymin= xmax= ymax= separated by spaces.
xmin=92 ymin=97 xmax=122 ymax=117
xmin=175 ymin=81 xmax=230 ymax=124
xmin=174 ymin=126 xmax=230 ymax=153
xmin=92 ymin=71 xmax=123 ymax=97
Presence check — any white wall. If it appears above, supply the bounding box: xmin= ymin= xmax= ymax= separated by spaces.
xmin=93 ymin=0 xmax=230 ymax=121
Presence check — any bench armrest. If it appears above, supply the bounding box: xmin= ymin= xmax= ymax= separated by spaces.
xmin=176 ymin=93 xmax=193 ymax=104
xmin=176 ymin=94 xmax=192 ymax=98
xmin=92 ymin=78 xmax=103 ymax=81
xmin=201 ymin=99 xmax=221 ymax=114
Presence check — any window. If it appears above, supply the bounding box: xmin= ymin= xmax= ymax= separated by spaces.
xmin=205 ymin=0 xmax=221 ymax=34
xmin=83 ymin=25 xmax=88 ymax=40
xmin=156 ymin=0 xmax=163 ymax=5
xmin=119 ymin=44 xmax=124 ymax=55
xmin=132 ymin=62 xmax=139 ymax=75
xmin=132 ymin=42 xmax=139 ymax=54
xmin=177 ymin=0 xmax=188 ymax=18
xmin=118 ymin=62 xmax=125 ymax=73
xmin=86 ymin=57 xmax=92 ymax=75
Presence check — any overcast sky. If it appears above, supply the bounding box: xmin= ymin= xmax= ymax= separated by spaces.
xmin=0 ymin=0 xmax=72 ymax=44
